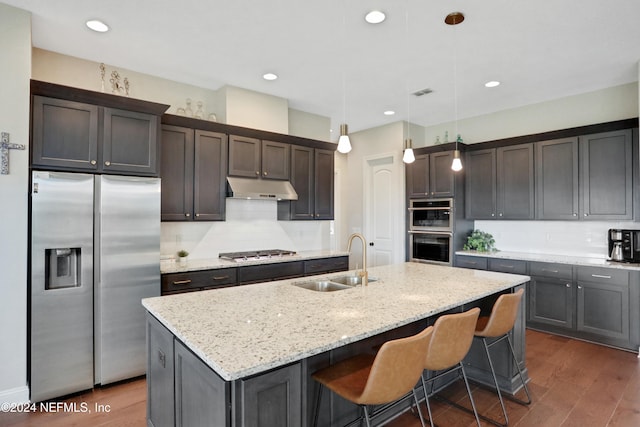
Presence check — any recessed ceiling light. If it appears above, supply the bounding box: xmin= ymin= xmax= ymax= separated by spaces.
xmin=383 ymin=110 xmax=395 ymax=116
xmin=485 ymin=80 xmax=501 ymax=88
xmin=86 ymin=19 xmax=109 ymax=33
xmin=365 ymin=10 xmax=386 ymax=24
xmin=263 ymin=73 xmax=278 ymax=81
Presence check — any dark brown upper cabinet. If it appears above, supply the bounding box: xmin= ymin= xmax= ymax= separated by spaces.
xmin=160 ymin=125 xmax=227 ymax=221
xmin=30 ymin=80 xmax=168 ymax=176
xmin=465 ymin=144 xmax=535 ymax=220
xmin=228 ymin=135 xmax=290 ymax=180
xmin=278 ymin=146 xmax=334 ymax=220
xmin=580 ymin=129 xmax=633 ymax=220
xmin=536 ymin=137 xmax=580 ymax=220
xmin=406 ymin=151 xmax=455 ymax=199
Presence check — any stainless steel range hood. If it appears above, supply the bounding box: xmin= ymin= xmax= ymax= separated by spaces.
xmin=226 ymin=176 xmax=298 ymax=201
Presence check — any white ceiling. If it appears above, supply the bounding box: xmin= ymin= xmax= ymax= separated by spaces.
xmin=6 ymin=0 xmax=640 ymax=137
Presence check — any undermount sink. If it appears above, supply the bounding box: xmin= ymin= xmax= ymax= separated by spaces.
xmin=329 ymin=275 xmax=377 ymax=286
xmin=293 ymin=280 xmax=351 ymax=292
xmin=292 ymin=275 xmax=378 ymax=292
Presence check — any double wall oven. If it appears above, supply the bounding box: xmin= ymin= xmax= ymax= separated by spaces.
xmin=409 ymin=198 xmax=453 ymax=265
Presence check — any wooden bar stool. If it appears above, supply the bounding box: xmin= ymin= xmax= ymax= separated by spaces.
xmin=474 ymin=288 xmax=531 ymax=427
xmin=311 ymin=326 xmax=433 ymax=427
xmin=420 ymin=307 xmax=482 ymax=427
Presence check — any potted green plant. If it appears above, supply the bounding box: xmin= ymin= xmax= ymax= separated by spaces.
xmin=463 ymin=230 xmax=497 ymax=252
xmin=177 ymin=249 xmax=189 ymax=266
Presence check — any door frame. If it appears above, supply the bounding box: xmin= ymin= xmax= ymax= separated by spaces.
xmin=362 ymin=151 xmax=405 ymax=266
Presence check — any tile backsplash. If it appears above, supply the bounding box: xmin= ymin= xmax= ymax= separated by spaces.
xmin=161 ymin=199 xmax=335 ymax=259
xmin=474 ymin=220 xmax=640 ymax=259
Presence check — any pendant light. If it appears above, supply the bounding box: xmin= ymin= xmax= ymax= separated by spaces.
xmin=402 ymin=2 xmax=415 ymax=164
xmin=446 ymin=12 xmax=464 ymax=172
xmin=336 ymin=4 xmax=352 ymax=154
xmin=337 ymin=123 xmax=352 ymax=153
xmin=403 ymin=138 xmax=415 ymax=163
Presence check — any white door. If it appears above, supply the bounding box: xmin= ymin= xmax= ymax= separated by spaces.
xmin=364 ymin=154 xmax=402 ymax=267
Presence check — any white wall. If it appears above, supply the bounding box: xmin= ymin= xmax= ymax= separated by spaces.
xmin=288 ymin=108 xmax=330 ymax=141
xmin=219 ymin=85 xmax=289 ymax=133
xmin=32 ymin=48 xmax=222 ymax=120
xmin=161 ymin=200 xmax=333 ymax=259
xmin=0 ymin=3 xmax=30 ymax=404
xmin=342 ymin=122 xmax=406 ymax=266
xmin=420 ymin=82 xmax=638 ymax=147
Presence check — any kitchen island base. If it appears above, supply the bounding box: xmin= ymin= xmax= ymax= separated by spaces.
xmin=146 ymin=284 xmax=528 ymax=427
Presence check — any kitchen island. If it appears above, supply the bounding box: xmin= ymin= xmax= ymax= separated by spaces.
xmin=143 ymin=262 xmax=530 ymax=427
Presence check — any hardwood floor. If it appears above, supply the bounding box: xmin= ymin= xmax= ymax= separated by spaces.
xmin=2 ymin=330 xmax=638 ymax=427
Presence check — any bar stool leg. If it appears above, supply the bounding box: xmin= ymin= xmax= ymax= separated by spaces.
xmin=362 ymin=406 xmax=372 ymax=427
xmin=411 ymin=387 xmax=427 ymax=427
xmin=481 ymin=337 xmax=508 ymax=427
xmin=313 ymin=382 xmax=323 ymax=427
xmin=420 ymin=375 xmax=435 ymax=427
xmin=505 ymin=334 xmax=532 ymax=405
xmin=460 ymin=363 xmax=482 ymax=427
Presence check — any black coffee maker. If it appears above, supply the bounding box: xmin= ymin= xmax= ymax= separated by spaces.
xmin=608 ymin=229 xmax=640 ymax=262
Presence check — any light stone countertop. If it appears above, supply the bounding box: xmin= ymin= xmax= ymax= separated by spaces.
xmin=456 ymin=250 xmax=640 ymax=270
xmin=142 ymin=262 xmax=530 ymax=381
xmin=160 ymin=250 xmax=350 ymax=274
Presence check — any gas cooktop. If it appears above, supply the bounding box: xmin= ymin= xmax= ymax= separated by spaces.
xmin=218 ymin=249 xmax=297 ymax=263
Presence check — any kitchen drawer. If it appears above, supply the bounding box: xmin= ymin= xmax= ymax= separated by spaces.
xmin=529 ymin=262 xmax=572 ymax=280
xmin=455 ymin=255 xmax=487 ymax=270
xmin=488 ymin=258 xmax=527 ymax=275
xmin=577 ymin=266 xmax=629 ymax=286
xmin=238 ymin=261 xmax=304 ymax=284
xmin=162 ymin=268 xmax=238 ymax=294
xmin=303 ymin=256 xmax=349 ymax=275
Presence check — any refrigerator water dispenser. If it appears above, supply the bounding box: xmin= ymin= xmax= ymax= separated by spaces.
xmin=45 ymin=248 xmax=80 ymax=289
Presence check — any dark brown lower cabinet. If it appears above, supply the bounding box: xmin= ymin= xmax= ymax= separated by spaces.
xmin=161 ymin=256 xmax=349 ymax=295
xmin=238 ymin=261 xmax=304 ymax=285
xmin=175 ymin=340 xmax=230 ymax=427
xmin=236 ymin=364 xmax=302 ymax=427
xmin=146 ymin=314 xmax=175 ymax=427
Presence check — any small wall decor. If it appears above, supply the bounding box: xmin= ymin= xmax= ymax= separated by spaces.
xmin=99 ymin=63 xmax=131 ymax=96
xmin=1 ymin=132 xmax=25 ymax=175
xmin=100 ymin=63 xmax=106 ymax=92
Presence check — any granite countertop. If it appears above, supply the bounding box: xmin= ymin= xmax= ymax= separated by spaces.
xmin=456 ymin=250 xmax=640 ymax=271
xmin=142 ymin=262 xmax=529 ymax=381
xmin=161 ymin=250 xmax=350 ymax=274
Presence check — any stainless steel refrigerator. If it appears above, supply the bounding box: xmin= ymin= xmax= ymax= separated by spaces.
xmin=30 ymin=171 xmax=160 ymax=402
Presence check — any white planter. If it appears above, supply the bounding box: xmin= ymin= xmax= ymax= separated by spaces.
xmin=178 ymin=256 xmax=188 ymax=266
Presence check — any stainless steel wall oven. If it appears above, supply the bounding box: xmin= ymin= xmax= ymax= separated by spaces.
xmin=409 ymin=198 xmax=453 ymax=265
xmin=409 ymin=198 xmax=453 ymax=232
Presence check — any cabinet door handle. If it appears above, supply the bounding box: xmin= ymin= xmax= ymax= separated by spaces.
xmin=263 ymin=171 xmax=267 ymax=176
xmin=195 ymin=213 xmax=200 ymax=217
xmin=104 ymin=161 xmax=111 ymax=166
xmin=255 ymin=171 xmax=260 ymax=175
xmin=542 ymin=269 xmax=559 ymax=273
xmin=172 ymin=280 xmax=192 ymax=285
xmin=584 ymin=213 xmax=588 ymax=217
xmin=212 ymin=275 xmax=230 ymax=281
xmin=499 ymin=213 xmax=503 ymax=217
xmin=566 ymin=283 xmax=571 ymax=288
xmin=185 ymin=213 xmax=190 ymax=217
xmin=498 ymin=264 xmax=513 ymax=269
xmin=573 ymin=213 xmax=578 ymax=217
xmin=578 ymin=285 xmax=583 ymax=289
xmin=90 ymin=160 xmax=97 ymax=165
xmin=591 ymin=274 xmax=611 ymax=279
